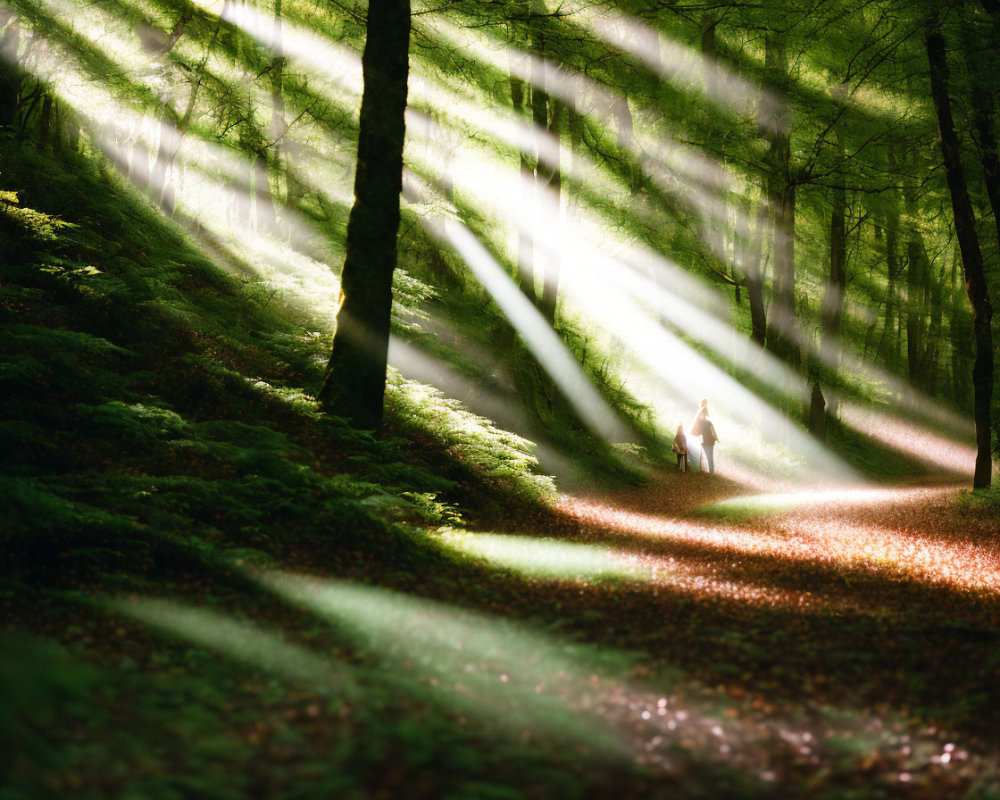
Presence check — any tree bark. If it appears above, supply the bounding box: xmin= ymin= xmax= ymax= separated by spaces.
xmin=318 ymin=0 xmax=410 ymax=433
xmin=950 ymin=247 xmax=971 ymax=408
xmin=880 ymin=181 xmax=902 ymax=367
xmin=539 ymin=99 xmax=561 ymax=323
xmin=926 ymin=13 xmax=994 ymax=488
xmin=509 ymin=52 xmax=535 ymax=299
xmin=761 ymin=31 xmax=800 ymax=368
xmin=0 ymin=12 xmax=22 ymax=128
xmin=962 ymin=9 xmax=1000 ymax=247
xmin=821 ymin=181 xmax=847 ymax=372
xmin=901 ymin=168 xmax=931 ymax=386
xmin=745 ymin=190 xmax=768 ymax=348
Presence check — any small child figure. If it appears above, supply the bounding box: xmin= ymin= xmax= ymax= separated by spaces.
xmin=671 ymin=424 xmax=689 ymax=472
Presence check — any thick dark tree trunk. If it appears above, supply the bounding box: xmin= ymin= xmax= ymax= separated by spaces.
xmin=318 ymin=0 xmax=410 ymax=433
xmin=926 ymin=14 xmax=994 ymax=488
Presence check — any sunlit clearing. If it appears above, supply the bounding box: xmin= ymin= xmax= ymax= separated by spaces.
xmin=112 ymin=597 xmax=356 ymax=694
xmin=404 ymin=119 xmax=851 ymax=482
xmin=255 ymin=571 xmax=630 ymax=754
xmin=437 ymin=530 xmax=639 ymax=583
xmin=840 ymin=402 xmax=976 ymax=476
xmin=555 ymin=249 xmax=852 ymax=481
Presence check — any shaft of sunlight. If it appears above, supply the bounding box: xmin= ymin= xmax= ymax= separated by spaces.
xmin=554 ymin=2 xmax=781 ymax=129
xmin=113 ymin=597 xmax=356 ymax=693
xmin=255 ymin=570 xmax=631 ymax=754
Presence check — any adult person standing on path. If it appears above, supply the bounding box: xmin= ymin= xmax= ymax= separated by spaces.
xmin=691 ymin=398 xmax=720 ymax=473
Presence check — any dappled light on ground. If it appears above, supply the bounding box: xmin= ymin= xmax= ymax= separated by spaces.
xmin=113 ymin=597 xmax=357 ymax=695
xmin=557 ymin=483 xmax=1000 ymax=606
xmin=107 ymin=558 xmax=992 ymax=793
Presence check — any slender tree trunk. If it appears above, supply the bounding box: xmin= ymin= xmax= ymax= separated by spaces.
xmin=926 ymin=13 xmax=994 ymax=488
xmin=159 ymin=23 xmax=218 ymax=213
xmin=611 ymin=95 xmax=639 ymax=191
xmin=318 ymin=0 xmax=411 ymax=432
xmin=254 ymin=151 xmax=276 ymax=233
xmin=761 ymin=31 xmax=799 ymax=367
xmin=950 ymin=247 xmax=971 ymax=408
xmin=745 ymin=189 xmax=768 ymax=347
xmin=924 ymin=256 xmax=945 ymax=396
xmin=878 ymin=182 xmax=902 ymax=367
xmin=901 ymin=173 xmax=931 ymax=386
xmin=821 ymin=182 xmax=847 ymax=372
xmin=236 ymin=157 xmax=252 ymax=226
xmin=540 ymin=99 xmax=561 ymax=323
xmin=529 ymin=40 xmax=549 ymax=303
xmin=509 ymin=52 xmax=535 ymax=299
xmin=962 ymin=10 xmax=1000 ymax=246
xmin=0 ymin=13 xmax=22 ymax=128
xmin=39 ymin=92 xmax=52 ymax=145
xmin=270 ymin=0 xmax=286 ymax=217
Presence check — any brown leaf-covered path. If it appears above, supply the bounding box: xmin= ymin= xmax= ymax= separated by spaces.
xmin=525 ymin=470 xmax=1000 ymax=794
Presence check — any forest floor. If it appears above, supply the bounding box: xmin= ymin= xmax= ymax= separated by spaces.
xmin=5 ymin=467 xmax=1000 ymax=799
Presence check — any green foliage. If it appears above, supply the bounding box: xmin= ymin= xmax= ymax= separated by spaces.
xmin=386 ymin=372 xmax=556 ymax=507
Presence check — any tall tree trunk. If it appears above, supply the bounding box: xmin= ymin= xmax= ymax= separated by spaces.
xmin=761 ymin=31 xmax=799 ymax=368
xmin=878 ymin=181 xmax=902 ymax=367
xmin=950 ymin=247 xmax=971 ymax=408
xmin=254 ymin=151 xmax=276 ymax=233
xmin=318 ymin=0 xmax=410 ymax=432
xmin=924 ymin=256 xmax=945 ymax=396
xmin=744 ymin=188 xmax=768 ymax=348
xmin=39 ymin=92 xmax=52 ymax=145
xmin=821 ymin=181 xmax=847 ymax=372
xmin=962 ymin=9 xmax=1000 ymax=246
xmin=539 ymin=99 xmax=561 ymax=323
xmin=509 ymin=52 xmax=535 ymax=299
xmin=902 ymin=173 xmax=930 ymax=386
xmin=528 ymin=39 xmax=549 ymax=304
xmin=0 ymin=12 xmax=22 ymax=128
xmin=611 ymin=95 xmax=639 ymax=191
xmin=270 ymin=0 xmax=287 ymax=215
xmin=926 ymin=13 xmax=994 ymax=488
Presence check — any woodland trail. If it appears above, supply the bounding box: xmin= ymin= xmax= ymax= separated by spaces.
xmin=8 ymin=472 xmax=998 ymax=799
xmin=514 ymin=470 xmax=1000 ymax=793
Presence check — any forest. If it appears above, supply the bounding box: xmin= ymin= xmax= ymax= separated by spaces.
xmin=1 ymin=0 xmax=999 ymax=797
